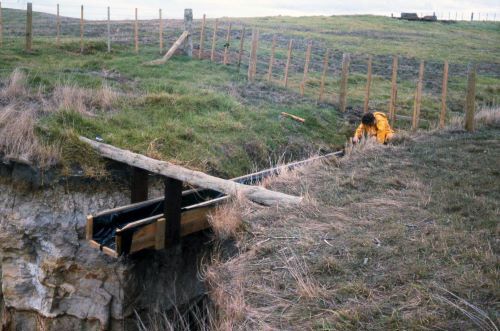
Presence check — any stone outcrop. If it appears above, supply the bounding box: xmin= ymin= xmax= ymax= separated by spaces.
xmin=0 ymin=165 xmax=209 ymax=331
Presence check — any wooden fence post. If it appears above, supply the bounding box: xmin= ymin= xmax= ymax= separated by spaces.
xmin=26 ymin=3 xmax=32 ymax=52
xmin=131 ymin=167 xmax=149 ymax=203
xmin=134 ymin=8 xmax=139 ymax=53
xmin=338 ymin=53 xmax=351 ymax=112
xmin=56 ymin=4 xmax=60 ymax=46
xmin=198 ymin=14 xmax=205 ymax=59
xmin=184 ymin=8 xmax=193 ymax=57
xmin=439 ymin=60 xmax=449 ymax=128
xmin=237 ymin=27 xmax=245 ymax=71
xmin=164 ymin=178 xmax=182 ymax=247
xmin=248 ymin=29 xmax=258 ymax=81
xmin=464 ymin=63 xmax=476 ymax=132
xmin=210 ymin=19 xmax=218 ymax=62
xmin=223 ymin=22 xmax=232 ymax=65
xmin=284 ymin=39 xmax=293 ymax=87
xmin=80 ymin=5 xmax=84 ymax=53
xmin=318 ymin=48 xmax=330 ymax=102
xmin=0 ymin=2 xmax=3 ymax=48
xmin=107 ymin=7 xmax=111 ymax=53
xmin=388 ymin=55 xmax=398 ymax=123
xmin=363 ymin=55 xmax=373 ymax=113
xmin=412 ymin=61 xmax=425 ymax=131
xmin=300 ymin=41 xmax=312 ymax=96
xmin=267 ymin=35 xmax=276 ymax=82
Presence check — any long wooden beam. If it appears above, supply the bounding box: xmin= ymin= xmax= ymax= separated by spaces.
xmin=146 ymin=31 xmax=190 ymax=65
xmin=79 ymin=136 xmax=302 ymax=206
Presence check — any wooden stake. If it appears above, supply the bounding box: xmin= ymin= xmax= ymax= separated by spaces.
xmin=464 ymin=63 xmax=476 ymax=132
xmin=159 ymin=9 xmax=163 ymax=53
xmin=56 ymin=4 xmax=60 ymax=47
xmin=284 ymin=39 xmax=293 ymax=87
xmin=338 ymin=53 xmax=351 ymax=112
xmin=80 ymin=5 xmax=83 ymax=53
xmin=198 ymin=14 xmax=206 ymax=59
xmin=164 ymin=177 xmax=182 ymax=247
xmin=300 ymin=41 xmax=312 ymax=96
xmin=107 ymin=7 xmax=111 ymax=53
xmin=0 ymin=2 xmax=3 ymax=47
xmin=318 ymin=48 xmax=330 ymax=102
xmin=210 ymin=19 xmax=218 ymax=62
xmin=248 ymin=29 xmax=259 ymax=81
xmin=412 ymin=60 xmax=425 ymax=131
xmin=237 ymin=27 xmax=245 ymax=71
xmin=134 ymin=8 xmax=139 ymax=53
xmin=184 ymin=8 xmax=193 ymax=57
xmin=267 ymin=34 xmax=276 ymax=82
xmin=281 ymin=112 xmax=305 ymax=123
xmin=388 ymin=55 xmax=398 ymax=123
xmin=131 ymin=167 xmax=149 ymax=203
xmin=26 ymin=3 xmax=32 ymax=52
xmin=223 ymin=22 xmax=232 ymax=65
xmin=147 ymin=31 xmax=189 ymax=65
xmin=439 ymin=60 xmax=449 ymax=128
xmin=363 ymin=55 xmax=373 ymax=113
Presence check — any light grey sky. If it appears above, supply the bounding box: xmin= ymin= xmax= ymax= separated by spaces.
xmin=2 ymin=0 xmax=500 ymax=19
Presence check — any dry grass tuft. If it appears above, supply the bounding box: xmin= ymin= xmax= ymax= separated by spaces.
xmin=52 ymin=83 xmax=119 ymax=114
xmin=207 ymin=192 xmax=248 ymax=240
xmin=475 ymin=107 xmax=500 ymax=127
xmin=0 ymin=69 xmax=27 ymax=100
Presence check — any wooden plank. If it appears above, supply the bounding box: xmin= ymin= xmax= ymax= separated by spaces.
xmin=464 ymin=63 xmax=476 ymax=132
xmin=210 ymin=19 xmax=218 ymax=62
xmin=180 ymin=207 xmax=211 ymax=236
xmin=155 ymin=218 xmax=166 ymax=250
xmin=223 ymin=22 xmax=232 ymax=65
xmin=26 ymin=3 xmax=32 ymax=52
xmin=338 ymin=53 xmax=351 ymax=112
xmin=102 ymin=246 xmax=119 ymax=258
xmin=281 ymin=112 xmax=305 ymax=123
xmin=412 ymin=60 xmax=425 ymax=131
xmin=389 ymin=55 xmax=398 ymax=123
xmin=159 ymin=9 xmax=163 ymax=53
xmin=164 ymin=177 xmax=182 ymax=247
xmin=198 ymin=14 xmax=206 ymax=59
xmin=86 ymin=215 xmax=93 ymax=240
xmin=363 ymin=55 xmax=372 ymax=113
xmin=89 ymin=240 xmax=101 ymax=250
xmin=134 ymin=8 xmax=139 ymax=53
xmin=284 ymin=39 xmax=293 ymax=87
xmin=267 ymin=35 xmax=276 ymax=82
xmin=237 ymin=27 xmax=245 ymax=71
xmin=318 ymin=48 xmax=330 ymax=102
xmin=130 ymin=222 xmax=157 ymax=253
xmin=80 ymin=5 xmax=83 ymax=53
xmin=300 ymin=41 xmax=312 ymax=96
xmin=130 ymin=166 xmax=148 ymax=203
xmin=439 ymin=60 xmax=449 ymax=128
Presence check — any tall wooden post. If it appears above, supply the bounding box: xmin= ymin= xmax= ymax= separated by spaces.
xmin=56 ymin=4 xmax=60 ymax=47
xmin=363 ymin=55 xmax=373 ymax=113
xmin=223 ymin=22 xmax=232 ymax=65
xmin=300 ymin=41 xmax=312 ymax=96
xmin=248 ymin=29 xmax=258 ymax=81
xmin=318 ymin=48 xmax=330 ymax=102
xmin=237 ymin=27 xmax=245 ymax=71
xmin=210 ymin=19 xmax=218 ymax=62
xmin=0 ymin=2 xmax=3 ymax=48
xmin=412 ymin=61 xmax=425 ymax=131
xmin=134 ymin=8 xmax=139 ymax=53
xmin=159 ymin=9 xmax=163 ymax=53
xmin=267 ymin=35 xmax=276 ymax=82
xmin=388 ymin=55 xmax=398 ymax=123
xmin=107 ymin=7 xmax=111 ymax=53
xmin=131 ymin=167 xmax=148 ymax=203
xmin=184 ymin=8 xmax=193 ymax=57
xmin=198 ymin=14 xmax=206 ymax=59
xmin=439 ymin=60 xmax=449 ymax=128
xmin=26 ymin=3 xmax=33 ymax=52
xmin=284 ymin=39 xmax=293 ymax=87
xmin=338 ymin=53 xmax=351 ymax=112
xmin=164 ymin=177 xmax=182 ymax=247
xmin=80 ymin=5 xmax=84 ymax=53
xmin=464 ymin=63 xmax=476 ymax=132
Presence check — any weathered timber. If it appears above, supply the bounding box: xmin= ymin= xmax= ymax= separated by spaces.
xmin=281 ymin=112 xmax=305 ymax=123
xmin=147 ymin=31 xmax=189 ymax=65
xmin=79 ymin=136 xmax=302 ymax=206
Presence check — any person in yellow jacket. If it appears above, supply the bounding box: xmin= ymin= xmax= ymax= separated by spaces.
xmin=352 ymin=112 xmax=395 ymax=144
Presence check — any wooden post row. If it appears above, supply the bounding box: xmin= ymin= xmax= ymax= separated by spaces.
xmin=80 ymin=5 xmax=84 ymax=53
xmin=318 ymin=48 xmax=330 ymax=102
xmin=223 ymin=22 xmax=232 ymax=65
xmin=198 ymin=14 xmax=206 ymax=59
xmin=338 ymin=53 xmax=351 ymax=112
xmin=56 ymin=4 xmax=60 ymax=47
xmin=412 ymin=61 xmax=425 ymax=131
xmin=389 ymin=55 xmax=398 ymax=123
xmin=134 ymin=8 xmax=139 ymax=53
xmin=300 ymin=41 xmax=312 ymax=96
xmin=107 ymin=7 xmax=111 ymax=53
xmin=363 ymin=56 xmax=373 ymax=113
xmin=237 ymin=27 xmax=245 ymax=71
xmin=439 ymin=60 xmax=449 ymax=128
xmin=284 ymin=39 xmax=293 ymax=87
xmin=26 ymin=3 xmax=33 ymax=52
xmin=464 ymin=63 xmax=476 ymax=132
xmin=210 ymin=19 xmax=218 ymax=62
xmin=159 ymin=9 xmax=163 ymax=53
xmin=267 ymin=35 xmax=276 ymax=82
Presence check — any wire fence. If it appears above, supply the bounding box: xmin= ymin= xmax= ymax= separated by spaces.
xmin=1 ymin=3 xmax=499 ymax=129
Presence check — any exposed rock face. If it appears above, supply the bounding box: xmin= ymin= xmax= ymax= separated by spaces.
xmin=0 ymin=171 xmax=208 ymax=331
